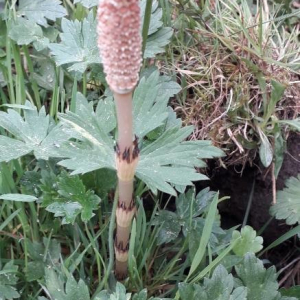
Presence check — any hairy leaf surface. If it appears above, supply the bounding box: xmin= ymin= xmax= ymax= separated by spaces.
xmin=178 ymin=265 xmax=247 ymax=300
xmin=137 ymin=125 xmax=223 ymax=195
xmin=0 ymin=101 xmax=74 ymax=162
xmin=231 ymin=225 xmax=263 ymax=256
xmin=74 ymin=0 xmax=98 ymax=8
xmin=49 ymin=12 xmax=101 ymax=73
xmin=133 ymin=71 xmax=181 ymax=138
xmin=279 ymin=119 xmax=300 ymax=131
xmin=235 ymin=253 xmax=280 ymax=300
xmin=26 ymin=238 xmax=60 ymax=281
xmin=58 ymin=93 xmax=116 ymax=174
xmin=0 ymin=262 xmax=20 ymax=300
xmin=270 ymin=174 xmax=300 ymax=225
xmin=45 ymin=171 xmax=101 ymax=224
xmin=17 ymin=0 xmax=67 ymax=27
xmin=140 ymin=0 xmax=173 ymax=58
xmin=44 ymin=268 xmax=90 ymax=300
xmin=9 ymin=17 xmax=49 ymax=50
xmin=58 ymin=71 xmax=223 ymax=195
xmin=0 ymin=194 xmax=37 ymax=202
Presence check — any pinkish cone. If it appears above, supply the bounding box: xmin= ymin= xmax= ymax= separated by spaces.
xmin=97 ymin=0 xmax=142 ymax=94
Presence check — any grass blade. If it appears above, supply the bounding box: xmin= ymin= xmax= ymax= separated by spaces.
xmin=186 ymin=192 xmax=219 ymax=280
xmin=259 ymin=225 xmax=300 ymax=256
xmin=0 ymin=208 xmax=21 ymax=231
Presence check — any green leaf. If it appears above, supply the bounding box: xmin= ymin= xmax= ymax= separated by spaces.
xmin=270 ymin=174 xmax=300 ymax=225
xmin=17 ymin=0 xmax=67 ymax=27
xmin=279 ymin=119 xmax=300 ymax=131
xmin=190 ymin=241 xmax=237 ymax=283
xmin=187 ymin=193 xmax=219 ymax=278
xmin=57 ymin=93 xmax=115 ymax=174
xmin=0 ymin=19 xmax=7 ymax=48
xmin=204 ymin=265 xmax=247 ymax=300
xmin=179 ymin=265 xmax=247 ymax=300
xmin=44 ymin=268 xmax=90 ymax=300
xmin=137 ymin=126 xmax=222 ymax=195
xmin=43 ymin=26 xmax=59 ymax=42
xmin=57 ymin=72 xmax=223 ymax=195
xmin=280 ymin=286 xmax=300 ymax=298
xmin=9 ymin=17 xmax=49 ymax=50
xmin=95 ymin=291 xmax=110 ymax=300
xmin=188 ymin=218 xmax=225 ymax=260
xmin=46 ymin=202 xmax=82 ymax=224
xmin=269 ymin=80 xmax=286 ymax=113
xmin=0 ymin=101 xmax=74 ymax=162
xmin=0 ymin=71 xmax=6 ymax=87
xmin=141 ymin=0 xmax=173 ymax=58
xmin=152 ymin=210 xmax=181 ymax=245
xmin=144 ymin=27 xmax=173 ymax=58
xmin=132 ymin=289 xmax=148 ymax=300
xmin=1 ymin=104 xmax=36 ymax=110
xmin=39 ymin=169 xmax=60 ymax=207
xmin=26 ymin=261 xmax=45 ymax=281
xmin=49 ymin=12 xmax=101 ymax=73
xmin=95 ymin=282 xmax=131 ymax=300
xmin=0 ymin=261 xmax=20 ymax=300
xmin=0 ymin=136 xmax=32 ymax=162
xmin=32 ymin=60 xmax=56 ymax=90
xmin=178 ymin=282 xmax=207 ymax=300
xmin=235 ymin=253 xmax=280 ymax=300
xmin=133 ymin=70 xmax=181 ymax=139
xmin=26 ymin=238 xmax=61 ymax=281
xmin=176 ymin=188 xmax=196 ymax=220
xmin=260 ymin=225 xmax=300 ymax=255
xmin=45 ymin=171 xmax=100 ymax=224
xmin=141 ymin=0 xmax=163 ymax=35
xmin=231 ymin=225 xmax=263 ymax=256
xmin=219 ymin=255 xmax=243 ymax=270
xmin=274 ymin=130 xmax=286 ymax=178
xmin=0 ymin=193 xmax=37 ymax=202
xmin=153 ymin=188 xmax=225 ymax=251
xmin=194 ymin=187 xmax=217 ymax=217
xmin=74 ymin=0 xmax=98 ymax=8
xmin=258 ymin=129 xmax=273 ymax=167
xmin=91 ymin=169 xmax=117 ymax=200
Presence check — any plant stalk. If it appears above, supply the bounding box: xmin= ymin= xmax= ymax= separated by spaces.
xmin=142 ymin=0 xmax=153 ymax=56
xmin=114 ymin=92 xmax=138 ymax=279
xmin=97 ymin=0 xmax=142 ymax=279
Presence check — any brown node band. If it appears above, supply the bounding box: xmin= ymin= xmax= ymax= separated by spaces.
xmin=116 ymin=198 xmax=136 ymax=227
xmin=118 ymin=198 xmax=135 ymax=210
xmin=115 ymin=136 xmax=139 ymax=181
xmin=114 ymin=239 xmax=129 ymax=262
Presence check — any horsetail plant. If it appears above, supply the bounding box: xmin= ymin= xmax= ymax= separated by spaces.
xmin=97 ymin=0 xmax=142 ymax=279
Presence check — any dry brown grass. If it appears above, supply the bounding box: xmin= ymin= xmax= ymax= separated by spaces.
xmin=164 ymin=0 xmax=300 ymax=169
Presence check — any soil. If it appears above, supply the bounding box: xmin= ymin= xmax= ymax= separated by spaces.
xmin=198 ymin=132 xmax=300 ymax=286
xmin=201 ymin=132 xmax=300 ymax=245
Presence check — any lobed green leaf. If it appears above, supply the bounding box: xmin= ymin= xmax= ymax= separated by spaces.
xmin=17 ymin=0 xmax=67 ymax=27
xmin=270 ymin=174 xmax=300 ymax=225
xmin=49 ymin=12 xmax=101 ymax=73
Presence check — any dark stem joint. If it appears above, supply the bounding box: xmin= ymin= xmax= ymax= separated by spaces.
xmin=114 ymin=136 xmax=140 ymax=163
xmin=118 ymin=198 xmax=135 ymax=211
xmin=115 ymin=239 xmax=129 ymax=252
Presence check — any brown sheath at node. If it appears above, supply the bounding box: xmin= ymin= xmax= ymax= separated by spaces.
xmin=116 ymin=198 xmax=136 ymax=228
xmin=115 ymin=136 xmax=139 ymax=181
xmin=114 ymin=239 xmax=129 ymax=262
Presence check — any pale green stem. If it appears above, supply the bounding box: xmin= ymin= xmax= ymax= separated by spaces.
xmin=142 ymin=0 xmax=153 ymax=56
